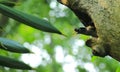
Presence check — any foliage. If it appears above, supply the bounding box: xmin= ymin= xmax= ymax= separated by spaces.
xmin=0 ymin=0 xmax=119 ymax=72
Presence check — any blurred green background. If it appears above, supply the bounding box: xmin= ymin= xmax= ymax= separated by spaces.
xmin=0 ymin=0 xmax=120 ymax=72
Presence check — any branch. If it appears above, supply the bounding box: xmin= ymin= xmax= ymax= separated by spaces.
xmin=57 ymin=0 xmax=120 ymax=62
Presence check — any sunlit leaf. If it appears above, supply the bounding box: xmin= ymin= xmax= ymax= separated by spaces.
xmin=0 ymin=55 xmax=32 ymax=70
xmin=0 ymin=37 xmax=30 ymax=53
xmin=0 ymin=4 xmax=62 ymax=34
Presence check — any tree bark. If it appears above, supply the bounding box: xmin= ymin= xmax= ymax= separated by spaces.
xmin=57 ymin=0 xmax=120 ymax=61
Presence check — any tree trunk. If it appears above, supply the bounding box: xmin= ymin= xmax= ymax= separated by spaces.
xmin=57 ymin=0 xmax=120 ymax=61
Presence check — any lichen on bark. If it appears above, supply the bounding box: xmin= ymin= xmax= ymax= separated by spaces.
xmin=57 ymin=0 xmax=120 ymax=61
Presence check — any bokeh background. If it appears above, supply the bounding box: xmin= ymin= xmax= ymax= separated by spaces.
xmin=0 ymin=0 xmax=120 ymax=72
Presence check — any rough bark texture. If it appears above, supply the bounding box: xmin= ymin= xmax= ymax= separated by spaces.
xmin=57 ymin=0 xmax=120 ymax=61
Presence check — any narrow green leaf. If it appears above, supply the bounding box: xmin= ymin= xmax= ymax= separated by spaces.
xmin=0 ymin=1 xmax=16 ymax=7
xmin=0 ymin=37 xmax=30 ymax=53
xmin=0 ymin=4 xmax=62 ymax=34
xmin=0 ymin=55 xmax=32 ymax=70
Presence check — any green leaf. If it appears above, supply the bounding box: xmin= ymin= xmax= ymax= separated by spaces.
xmin=0 ymin=37 xmax=30 ymax=53
xmin=0 ymin=1 xmax=16 ymax=7
xmin=0 ymin=4 xmax=62 ymax=34
xmin=0 ymin=55 xmax=32 ymax=70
